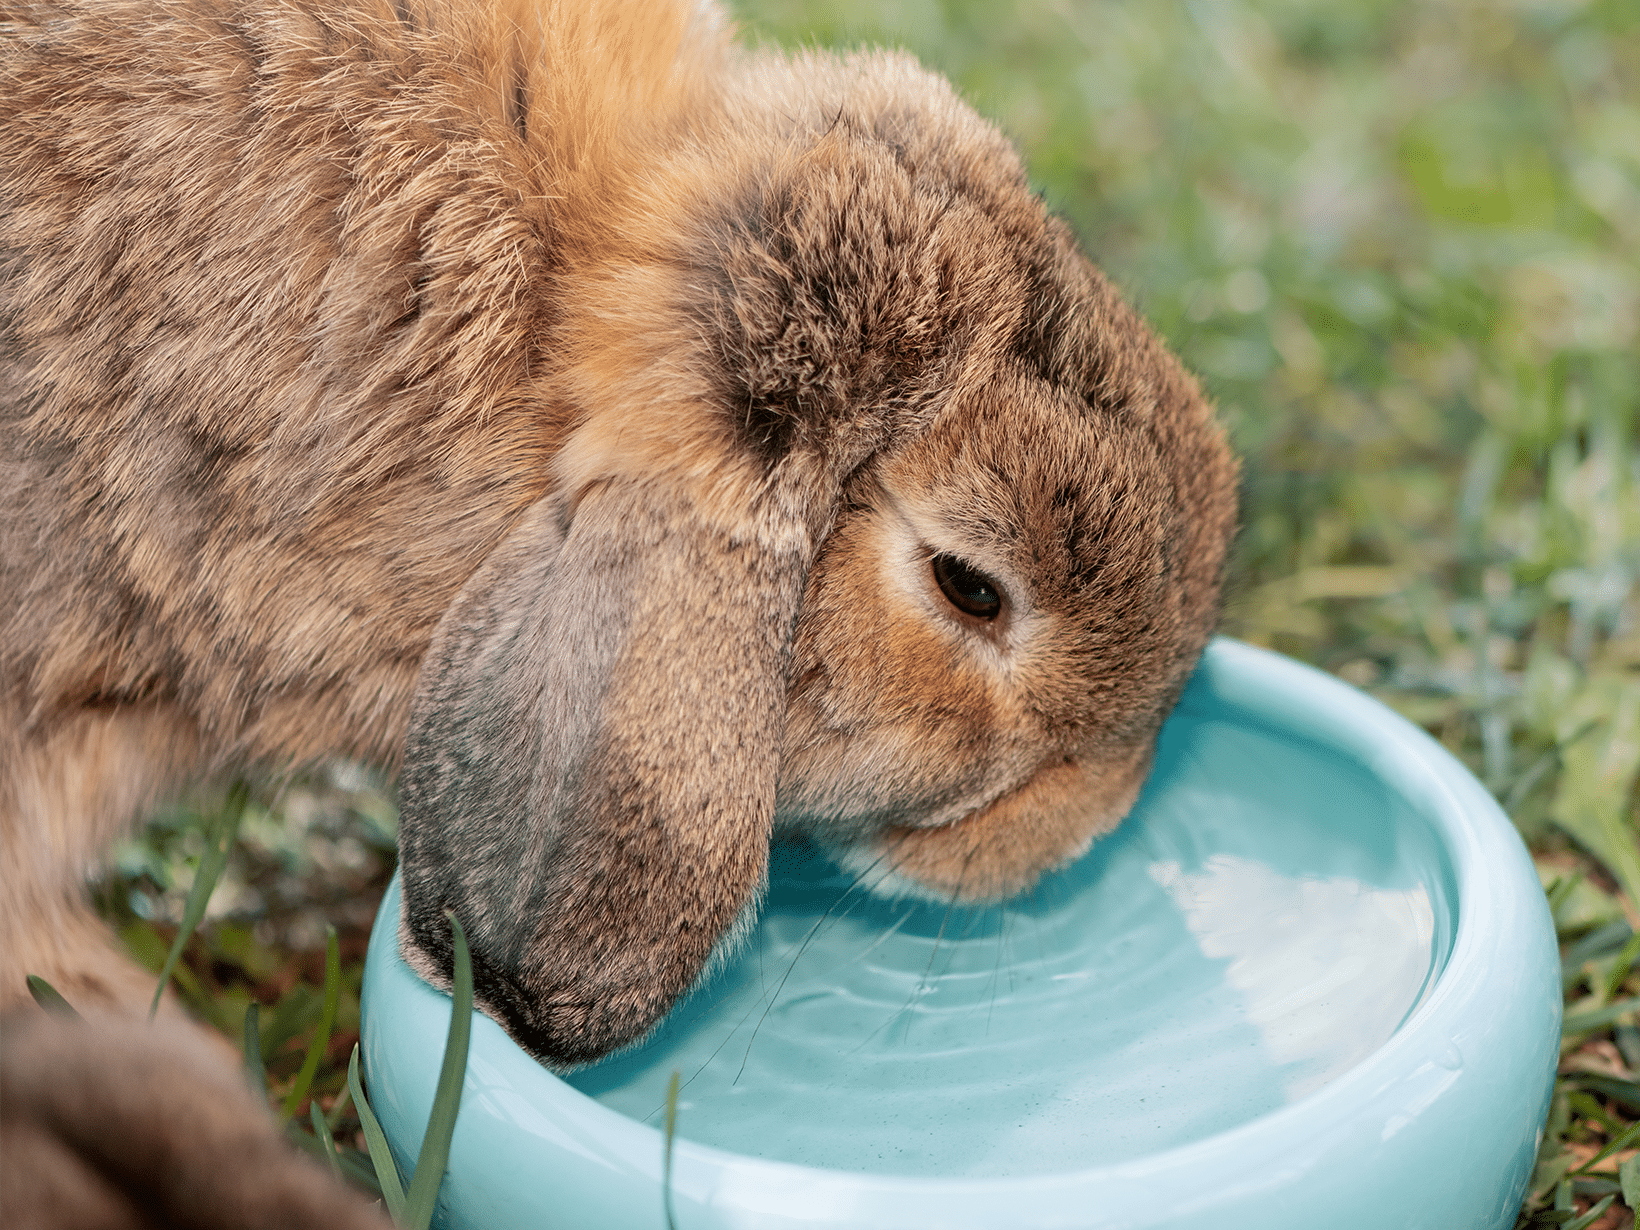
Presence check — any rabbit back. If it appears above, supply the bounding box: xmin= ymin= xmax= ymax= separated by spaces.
xmin=1 ymin=0 xmax=1239 ymax=1071
xmin=0 ymin=0 xmax=717 ymax=765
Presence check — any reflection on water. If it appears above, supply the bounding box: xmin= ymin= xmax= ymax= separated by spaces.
xmin=1149 ymin=855 xmax=1437 ymax=1101
xmin=567 ymin=712 xmax=1451 ymax=1178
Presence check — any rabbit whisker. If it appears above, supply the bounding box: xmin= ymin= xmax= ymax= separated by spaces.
xmin=649 ymin=838 xmax=918 ymax=1118
xmin=984 ymin=905 xmax=1014 ymax=1037
xmin=852 ymin=839 xmax=982 ymax=1051
xmin=728 ymin=838 xmax=909 ymax=1085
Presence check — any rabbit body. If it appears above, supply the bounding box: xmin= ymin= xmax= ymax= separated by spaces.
xmin=1 ymin=0 xmax=1237 ymax=1066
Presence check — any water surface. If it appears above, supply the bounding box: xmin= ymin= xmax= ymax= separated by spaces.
xmin=567 ymin=709 xmax=1451 ymax=1177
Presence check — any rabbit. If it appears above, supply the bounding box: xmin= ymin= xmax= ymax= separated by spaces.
xmin=0 ymin=0 xmax=1238 ymax=1084
xmin=1 ymin=1007 xmax=393 ymax=1229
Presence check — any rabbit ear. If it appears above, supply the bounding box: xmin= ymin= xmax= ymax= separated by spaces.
xmin=396 ymin=477 xmax=808 ymax=1065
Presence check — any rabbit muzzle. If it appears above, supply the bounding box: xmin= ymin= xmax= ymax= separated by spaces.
xmin=824 ymin=745 xmax=1154 ymax=904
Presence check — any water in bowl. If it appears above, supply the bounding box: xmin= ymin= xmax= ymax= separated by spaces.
xmin=566 ymin=705 xmax=1455 ymax=1178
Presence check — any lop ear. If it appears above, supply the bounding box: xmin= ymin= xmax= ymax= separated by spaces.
xmin=397 ymin=478 xmax=809 ymax=1065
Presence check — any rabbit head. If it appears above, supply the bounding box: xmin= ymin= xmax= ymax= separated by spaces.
xmin=396 ymin=47 xmax=1238 ymax=1066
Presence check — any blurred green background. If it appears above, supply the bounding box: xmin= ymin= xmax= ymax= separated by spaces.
xmin=100 ymin=1 xmax=1638 ymax=1224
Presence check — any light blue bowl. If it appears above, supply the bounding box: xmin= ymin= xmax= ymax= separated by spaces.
xmin=360 ymin=638 xmax=1559 ymax=1228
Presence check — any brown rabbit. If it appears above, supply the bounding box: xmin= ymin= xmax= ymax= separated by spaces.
xmin=1 ymin=0 xmax=1235 ymax=1099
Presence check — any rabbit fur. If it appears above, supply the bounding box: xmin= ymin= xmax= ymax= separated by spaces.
xmin=0 ymin=0 xmax=1238 ymax=1072
xmin=1 ymin=1007 xmax=393 ymax=1230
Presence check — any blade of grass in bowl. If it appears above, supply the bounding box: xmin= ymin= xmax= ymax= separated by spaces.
xmin=663 ymin=1069 xmax=681 ymax=1230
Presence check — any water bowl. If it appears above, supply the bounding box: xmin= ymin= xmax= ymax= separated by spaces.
xmin=360 ymin=638 xmax=1560 ymax=1229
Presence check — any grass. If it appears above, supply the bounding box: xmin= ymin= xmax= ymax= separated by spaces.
xmin=87 ymin=0 xmax=1637 ymax=1225
xmin=48 ymin=791 xmax=471 ymax=1230
xmin=94 ymin=769 xmax=402 ymax=1208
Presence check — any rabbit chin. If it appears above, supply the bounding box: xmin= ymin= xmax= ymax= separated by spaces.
xmin=823 ymin=830 xmax=1100 ymax=907
xmin=826 ymin=833 xmax=1095 ymax=911
xmin=815 ymin=747 xmax=1151 ymax=906
xmin=824 ymin=839 xmax=1019 ymax=906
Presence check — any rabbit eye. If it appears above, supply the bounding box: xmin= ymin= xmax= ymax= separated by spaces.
xmin=931 ymin=554 xmax=1003 ymax=620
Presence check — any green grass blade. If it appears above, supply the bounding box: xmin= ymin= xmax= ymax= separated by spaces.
xmin=283 ymin=926 xmax=342 ymax=1120
xmin=285 ymin=1120 xmax=384 ymax=1196
xmin=1563 ymin=922 xmax=1633 ymax=986
xmin=26 ymin=975 xmax=82 ymax=1020
xmin=1547 ymin=873 xmax=1585 ymax=922
xmin=243 ymin=1002 xmax=268 ymax=1099
xmin=1605 ymin=931 xmax=1640 ymax=1004
xmin=1562 ymin=995 xmax=1640 ymax=1035
xmin=149 ymin=782 xmax=248 ymax=1020
xmin=327 ymin=1082 xmax=354 ymax=1131
xmin=401 ymin=912 xmax=473 ymax=1230
xmin=348 ymin=1044 xmax=407 ymax=1224
xmin=1532 ymin=1151 xmax=1577 ymax=1204
xmin=311 ymin=1101 xmax=344 ymax=1182
xmin=1619 ymin=1154 xmax=1640 ymax=1226
xmin=1571 ymin=1074 xmax=1640 ymax=1116
xmin=1568 ymin=1092 xmax=1626 ymax=1139
xmin=1569 ymin=1118 xmax=1640 ymax=1175
xmin=663 ymin=1069 xmax=681 ymax=1230
xmin=1562 ymin=1194 xmax=1616 ymax=1230
xmin=1551 ymin=692 xmax=1640 ymax=913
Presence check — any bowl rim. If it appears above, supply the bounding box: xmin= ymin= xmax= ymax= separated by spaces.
xmin=363 ymin=637 xmax=1560 ymax=1221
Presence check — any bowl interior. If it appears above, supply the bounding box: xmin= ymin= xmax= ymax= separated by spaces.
xmin=563 ymin=685 xmax=1458 ymax=1179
